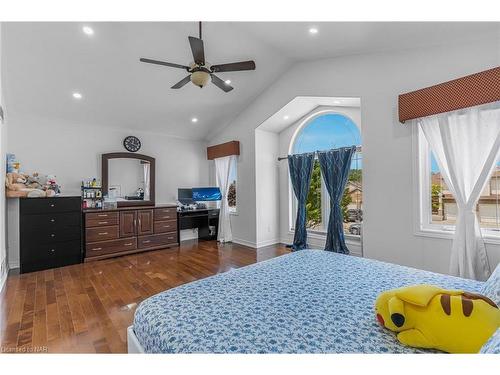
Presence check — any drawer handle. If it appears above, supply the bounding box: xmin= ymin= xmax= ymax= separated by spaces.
xmin=98 ymin=221 xmax=108 ymax=224
xmin=50 ymin=204 xmax=55 ymax=208
xmin=50 ymin=218 xmax=55 ymax=223
xmin=124 ymin=242 xmax=133 ymax=246
xmin=97 ymin=214 xmax=108 ymax=217
xmin=98 ymin=232 xmax=108 ymax=235
xmin=143 ymin=240 xmax=151 ymax=244
xmin=167 ymin=237 xmax=174 ymax=240
xmin=163 ymin=225 xmax=171 ymax=228
xmin=51 ymin=234 xmax=55 ymax=237
xmin=50 ymin=248 xmax=55 ymax=252
xmin=92 ymin=247 xmax=102 ymax=251
xmin=162 ymin=216 xmax=171 ymax=219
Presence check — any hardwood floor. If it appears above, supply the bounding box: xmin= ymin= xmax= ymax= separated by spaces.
xmin=0 ymin=240 xmax=289 ymax=353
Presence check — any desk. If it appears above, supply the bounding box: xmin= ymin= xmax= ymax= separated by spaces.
xmin=177 ymin=208 xmax=219 ymax=241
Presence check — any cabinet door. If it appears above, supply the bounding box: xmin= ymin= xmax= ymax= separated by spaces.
xmin=120 ymin=211 xmax=137 ymax=237
xmin=137 ymin=209 xmax=154 ymax=235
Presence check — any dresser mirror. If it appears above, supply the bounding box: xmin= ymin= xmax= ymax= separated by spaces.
xmin=102 ymin=153 xmax=155 ymax=207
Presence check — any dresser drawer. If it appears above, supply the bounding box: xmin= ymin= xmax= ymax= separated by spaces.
xmin=138 ymin=233 xmax=177 ymax=249
xmin=86 ymin=237 xmax=137 ymax=258
xmin=21 ymin=252 xmax=82 ymax=273
xmin=153 ymin=220 xmax=177 ymax=234
xmin=85 ymin=225 xmax=119 ymax=242
xmin=21 ymin=212 xmax=81 ymax=229
xmin=21 ymin=239 xmax=81 ymax=262
xmin=86 ymin=215 xmax=119 ymax=228
xmin=20 ymin=197 xmax=81 ymax=215
xmin=154 ymin=208 xmax=177 ymax=221
xmin=22 ymin=224 xmax=81 ymax=245
xmin=85 ymin=211 xmax=119 ymax=222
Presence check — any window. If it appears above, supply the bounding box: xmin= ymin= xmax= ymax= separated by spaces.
xmin=417 ymin=127 xmax=500 ymax=236
xmin=228 ymin=157 xmax=237 ymax=213
xmin=290 ymin=112 xmax=362 ymax=237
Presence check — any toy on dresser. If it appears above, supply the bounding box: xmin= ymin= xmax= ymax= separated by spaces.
xmin=5 ymin=172 xmax=61 ymax=198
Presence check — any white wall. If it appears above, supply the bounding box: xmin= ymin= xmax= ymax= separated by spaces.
xmin=7 ymin=115 xmax=209 ymax=203
xmin=5 ymin=116 xmax=209 ymax=267
xmin=208 ymin=36 xmax=500 ymax=275
xmin=277 ymin=105 xmax=363 ymax=256
xmin=0 ymin=23 xmax=8 ymax=291
xmin=255 ymin=129 xmax=280 ymax=247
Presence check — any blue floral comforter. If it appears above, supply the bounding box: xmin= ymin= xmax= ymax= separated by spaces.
xmin=133 ymin=250 xmax=483 ymax=353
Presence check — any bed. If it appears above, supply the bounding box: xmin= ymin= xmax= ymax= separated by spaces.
xmin=129 ymin=250 xmax=488 ymax=353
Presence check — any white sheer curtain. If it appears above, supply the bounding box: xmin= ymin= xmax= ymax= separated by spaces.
xmin=419 ymin=101 xmax=500 ymax=280
xmin=215 ymin=155 xmax=235 ymax=243
xmin=143 ymin=162 xmax=150 ymax=201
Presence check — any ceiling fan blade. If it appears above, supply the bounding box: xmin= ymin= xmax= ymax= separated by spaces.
xmin=211 ymin=74 xmax=234 ymax=92
xmin=211 ymin=60 xmax=256 ymax=73
xmin=171 ymin=75 xmax=192 ymax=89
xmin=188 ymin=36 xmax=205 ymax=65
xmin=140 ymin=58 xmax=189 ymax=70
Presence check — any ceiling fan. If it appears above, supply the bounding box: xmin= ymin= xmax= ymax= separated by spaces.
xmin=140 ymin=22 xmax=256 ymax=92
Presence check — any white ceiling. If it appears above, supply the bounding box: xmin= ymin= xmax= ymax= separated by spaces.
xmin=235 ymin=22 xmax=500 ymax=61
xmin=2 ymin=22 xmax=498 ymax=141
xmin=258 ymin=96 xmax=360 ymax=133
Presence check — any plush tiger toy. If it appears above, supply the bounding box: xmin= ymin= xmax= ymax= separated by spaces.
xmin=375 ymin=284 xmax=500 ymax=353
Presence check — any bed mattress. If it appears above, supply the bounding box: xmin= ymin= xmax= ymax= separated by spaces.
xmin=133 ymin=250 xmax=483 ymax=353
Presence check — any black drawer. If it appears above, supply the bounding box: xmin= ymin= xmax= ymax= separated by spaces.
xmin=21 ymin=212 xmax=81 ymax=229
xmin=208 ymin=210 xmax=219 ymax=218
xmin=21 ymin=240 xmax=81 ymax=263
xmin=21 ymin=253 xmax=81 ymax=273
xmin=20 ymin=197 xmax=81 ymax=215
xmin=21 ymin=224 xmax=81 ymax=245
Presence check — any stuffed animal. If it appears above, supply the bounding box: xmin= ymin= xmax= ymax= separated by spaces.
xmin=375 ymin=284 xmax=500 ymax=353
xmin=5 ymin=172 xmax=55 ymax=198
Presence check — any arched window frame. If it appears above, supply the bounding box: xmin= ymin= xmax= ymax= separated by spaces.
xmin=288 ymin=108 xmax=362 ymax=237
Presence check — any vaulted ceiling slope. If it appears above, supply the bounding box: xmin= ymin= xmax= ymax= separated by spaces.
xmin=2 ymin=22 xmax=498 ymax=141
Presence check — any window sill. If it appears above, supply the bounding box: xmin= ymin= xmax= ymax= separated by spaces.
xmin=415 ymin=227 xmax=500 ymax=245
xmin=288 ymin=228 xmax=362 ymax=244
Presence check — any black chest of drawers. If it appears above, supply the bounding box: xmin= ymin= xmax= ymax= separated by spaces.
xmin=20 ymin=196 xmax=82 ymax=273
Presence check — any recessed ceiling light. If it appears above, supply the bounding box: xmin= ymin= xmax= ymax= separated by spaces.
xmin=283 ymin=115 xmax=289 ymax=120
xmin=72 ymin=92 xmax=82 ymax=99
xmin=309 ymin=27 xmax=319 ymax=35
xmin=225 ymin=80 xmax=231 ymax=85
xmin=191 ymin=117 xmax=198 ymax=123
xmin=333 ymin=100 xmax=341 ymax=105
xmin=82 ymin=26 xmax=94 ymax=35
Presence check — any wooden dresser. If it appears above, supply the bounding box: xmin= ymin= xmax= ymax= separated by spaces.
xmin=83 ymin=205 xmax=178 ymax=261
xmin=20 ymin=196 xmax=82 ymax=273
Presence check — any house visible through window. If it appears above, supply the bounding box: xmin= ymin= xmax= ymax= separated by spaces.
xmin=291 ymin=112 xmax=362 ymax=237
xmin=430 ymin=153 xmax=500 ymax=231
xmin=418 ymin=126 xmax=500 ymax=236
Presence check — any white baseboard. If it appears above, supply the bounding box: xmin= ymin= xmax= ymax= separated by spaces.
xmin=0 ymin=258 xmax=8 ymax=294
xmin=8 ymin=260 xmax=19 ymax=269
xmin=232 ymin=238 xmax=257 ymax=248
xmin=255 ymin=239 xmax=280 ymax=248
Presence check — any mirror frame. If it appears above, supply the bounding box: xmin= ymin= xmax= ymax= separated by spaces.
xmin=101 ymin=152 xmax=156 ymax=207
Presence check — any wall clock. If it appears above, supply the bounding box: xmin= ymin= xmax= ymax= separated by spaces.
xmin=123 ymin=136 xmax=141 ymax=152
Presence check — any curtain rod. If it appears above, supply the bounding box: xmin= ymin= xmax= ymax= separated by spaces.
xmin=277 ymin=146 xmax=362 ymax=161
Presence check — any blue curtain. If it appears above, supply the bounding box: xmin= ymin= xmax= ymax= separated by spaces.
xmin=318 ymin=146 xmax=356 ymax=253
xmin=288 ymin=153 xmax=315 ymax=251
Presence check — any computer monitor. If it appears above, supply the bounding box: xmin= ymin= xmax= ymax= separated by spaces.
xmin=192 ymin=187 xmax=222 ymax=201
xmin=177 ymin=188 xmax=194 ymax=204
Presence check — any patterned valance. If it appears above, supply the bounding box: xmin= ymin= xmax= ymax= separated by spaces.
xmin=398 ymin=66 xmax=500 ymax=123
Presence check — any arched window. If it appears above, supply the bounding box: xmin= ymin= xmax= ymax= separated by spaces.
xmin=290 ymin=112 xmax=363 ymax=236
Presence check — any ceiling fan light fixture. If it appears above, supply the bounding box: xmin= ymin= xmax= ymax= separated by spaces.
xmin=190 ymin=71 xmax=211 ymax=88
